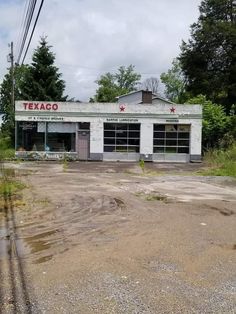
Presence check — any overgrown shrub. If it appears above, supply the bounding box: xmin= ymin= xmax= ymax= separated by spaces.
xmin=203 ymin=143 xmax=236 ymax=177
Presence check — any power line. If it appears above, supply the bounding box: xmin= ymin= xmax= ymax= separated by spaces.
xmin=21 ymin=0 xmax=45 ymax=64
xmin=15 ymin=0 xmax=29 ymax=58
xmin=16 ymin=0 xmax=37 ymax=64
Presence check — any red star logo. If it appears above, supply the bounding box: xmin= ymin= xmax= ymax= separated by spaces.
xmin=170 ymin=107 xmax=176 ymax=113
xmin=119 ymin=105 xmax=126 ymax=112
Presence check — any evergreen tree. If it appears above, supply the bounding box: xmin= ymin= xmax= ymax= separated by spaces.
xmin=22 ymin=37 xmax=67 ymax=101
xmin=179 ymin=0 xmax=236 ymax=112
xmin=0 ymin=37 xmax=67 ymax=144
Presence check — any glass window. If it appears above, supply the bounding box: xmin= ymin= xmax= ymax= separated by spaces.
xmin=153 ymin=124 xmax=190 ymax=154
xmin=104 ymin=146 xmax=115 ymax=152
xmin=154 ymin=124 xmax=165 ymax=131
xmin=166 ymin=139 xmax=177 ymax=146
xmin=166 ymin=132 xmax=177 ymax=139
xmin=154 ymin=132 xmax=165 ymax=139
xmin=154 ymin=147 xmax=164 ymax=153
xmin=104 ymin=138 xmax=115 ymax=145
xmin=104 ymin=123 xmax=140 ymax=153
xmin=104 ymin=131 xmax=115 ymax=137
xmin=16 ymin=122 xmax=45 ymax=151
xmin=78 ymin=122 xmax=90 ymax=130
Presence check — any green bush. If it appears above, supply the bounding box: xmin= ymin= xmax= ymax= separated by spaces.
xmin=203 ymin=143 xmax=236 ymax=177
xmin=0 ymin=135 xmax=15 ymax=160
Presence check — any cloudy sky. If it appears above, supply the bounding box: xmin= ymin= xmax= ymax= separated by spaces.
xmin=0 ymin=0 xmax=201 ymax=101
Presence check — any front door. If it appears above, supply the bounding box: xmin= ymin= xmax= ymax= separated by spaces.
xmin=77 ymin=131 xmax=90 ymax=160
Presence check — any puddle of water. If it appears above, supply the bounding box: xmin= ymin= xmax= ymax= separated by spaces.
xmin=33 ymin=255 xmax=53 ymax=264
xmin=23 ymin=229 xmax=60 ymax=255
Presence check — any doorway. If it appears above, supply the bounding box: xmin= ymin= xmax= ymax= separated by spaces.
xmin=77 ymin=131 xmax=90 ymax=160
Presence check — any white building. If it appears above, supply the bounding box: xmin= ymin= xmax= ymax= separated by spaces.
xmin=15 ymin=90 xmax=202 ymax=162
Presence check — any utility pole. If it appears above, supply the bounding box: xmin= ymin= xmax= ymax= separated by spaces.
xmin=8 ymin=42 xmax=16 ymax=150
xmin=10 ymin=42 xmax=15 ymax=114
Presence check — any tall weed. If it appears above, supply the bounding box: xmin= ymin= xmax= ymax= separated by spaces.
xmin=203 ymin=143 xmax=236 ymax=177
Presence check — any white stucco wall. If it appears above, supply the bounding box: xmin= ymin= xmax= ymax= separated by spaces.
xmin=140 ymin=123 xmax=153 ymax=155
xmin=190 ymin=119 xmax=202 ymax=155
xmin=90 ymin=120 xmax=103 ymax=154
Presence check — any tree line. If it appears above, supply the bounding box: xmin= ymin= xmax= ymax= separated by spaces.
xmin=0 ymin=0 xmax=235 ymax=151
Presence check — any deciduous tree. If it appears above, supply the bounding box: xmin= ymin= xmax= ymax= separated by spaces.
xmin=141 ymin=77 xmax=160 ymax=94
xmin=160 ymin=58 xmax=186 ymax=103
xmin=94 ymin=65 xmax=141 ymax=102
xmin=179 ymin=0 xmax=236 ymax=112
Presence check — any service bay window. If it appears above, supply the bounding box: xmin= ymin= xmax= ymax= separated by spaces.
xmin=104 ymin=123 xmax=140 ymax=153
xmin=153 ymin=124 xmax=190 ymax=154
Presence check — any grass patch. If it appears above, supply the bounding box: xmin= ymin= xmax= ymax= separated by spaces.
xmin=135 ymin=191 xmax=168 ymax=202
xmin=201 ymin=143 xmax=236 ymax=177
xmin=145 ymin=194 xmax=167 ymax=201
xmin=0 ymin=179 xmax=26 ymax=196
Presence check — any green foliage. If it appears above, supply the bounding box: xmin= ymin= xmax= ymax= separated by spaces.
xmin=179 ymin=0 xmax=236 ymax=112
xmin=0 ymin=135 xmax=15 ymax=159
xmin=0 ymin=37 xmax=67 ymax=144
xmin=94 ymin=65 xmax=141 ymax=102
xmin=21 ymin=37 xmax=67 ymax=101
xmin=203 ymin=143 xmax=236 ymax=177
xmin=160 ymin=58 xmax=187 ymax=103
xmin=188 ymin=95 xmax=229 ymax=149
xmin=0 ymin=65 xmax=29 ymax=143
xmin=139 ymin=159 xmax=145 ymax=173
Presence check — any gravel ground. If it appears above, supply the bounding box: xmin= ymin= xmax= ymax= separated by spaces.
xmin=1 ymin=161 xmax=236 ymax=313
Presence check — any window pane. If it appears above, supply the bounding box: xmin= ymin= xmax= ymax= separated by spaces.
xmin=104 ymin=131 xmax=115 ymax=137
xmin=178 ymin=125 xmax=190 ymax=132
xmin=154 ymin=147 xmax=164 ymax=153
xmin=104 ymin=138 xmax=115 ymax=145
xmin=166 ymin=147 xmax=177 ymax=153
xmin=104 ymin=123 xmax=115 ymax=130
xmin=128 ymin=138 xmax=139 ymax=145
xmin=116 ymin=138 xmax=128 ymax=145
xmin=104 ymin=146 xmax=115 ymax=152
xmin=178 ymin=147 xmax=189 ymax=153
xmin=116 ymin=146 xmax=127 ymax=152
xmin=79 ymin=122 xmax=90 ymax=130
xmin=154 ymin=139 xmax=164 ymax=146
xmin=166 ymin=132 xmax=177 ymax=139
xmin=116 ymin=124 xmax=127 ymax=130
xmin=154 ymin=132 xmax=165 ymax=139
xmin=129 ymin=131 xmax=140 ymax=138
xmin=178 ymin=132 xmax=190 ymax=139
xmin=129 ymin=124 xmax=140 ymax=130
xmin=178 ymin=140 xmax=189 ymax=146
xmin=166 ymin=139 xmax=177 ymax=146
xmin=116 ymin=131 xmax=127 ymax=138
xmin=166 ymin=125 xmax=177 ymax=132
xmin=154 ymin=124 xmax=165 ymax=131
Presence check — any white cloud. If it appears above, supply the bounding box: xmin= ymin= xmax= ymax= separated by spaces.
xmin=0 ymin=0 xmax=201 ymax=101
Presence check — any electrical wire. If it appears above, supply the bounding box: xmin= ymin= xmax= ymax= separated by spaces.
xmin=16 ymin=0 xmax=37 ymax=64
xmin=15 ymin=0 xmax=29 ymax=59
xmin=21 ymin=0 xmax=45 ymax=64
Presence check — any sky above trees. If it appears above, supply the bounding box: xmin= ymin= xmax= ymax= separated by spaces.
xmin=0 ymin=0 xmax=201 ymax=101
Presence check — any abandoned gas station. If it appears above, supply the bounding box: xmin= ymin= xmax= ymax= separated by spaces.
xmin=15 ymin=90 xmax=202 ymax=162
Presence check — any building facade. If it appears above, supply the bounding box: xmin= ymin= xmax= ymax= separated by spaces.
xmin=15 ymin=91 xmax=202 ymax=162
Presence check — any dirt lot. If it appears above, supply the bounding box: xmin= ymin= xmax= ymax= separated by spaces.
xmin=1 ymin=161 xmax=236 ymax=313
